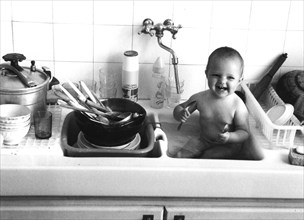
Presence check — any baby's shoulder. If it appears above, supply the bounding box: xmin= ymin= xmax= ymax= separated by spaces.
xmin=192 ymin=90 xmax=208 ymax=100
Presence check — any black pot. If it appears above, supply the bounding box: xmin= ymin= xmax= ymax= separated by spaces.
xmin=75 ymin=98 xmax=146 ymax=146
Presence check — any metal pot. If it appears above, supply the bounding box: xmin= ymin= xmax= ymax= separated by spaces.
xmin=0 ymin=53 xmax=52 ymax=120
xmin=74 ymin=98 xmax=146 ymax=146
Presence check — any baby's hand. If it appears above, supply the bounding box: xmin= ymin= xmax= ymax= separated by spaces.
xmin=180 ymin=108 xmax=191 ymax=123
xmin=217 ymin=124 xmax=230 ymax=143
xmin=218 ymin=132 xmax=230 ymax=143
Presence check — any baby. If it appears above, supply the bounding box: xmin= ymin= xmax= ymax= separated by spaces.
xmin=173 ymin=47 xmax=249 ymax=159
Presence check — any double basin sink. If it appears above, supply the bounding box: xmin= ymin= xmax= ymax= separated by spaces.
xmin=61 ymin=104 xmax=264 ymax=160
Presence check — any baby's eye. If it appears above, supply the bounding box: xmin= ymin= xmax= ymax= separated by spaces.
xmin=228 ymin=76 xmax=235 ymax=80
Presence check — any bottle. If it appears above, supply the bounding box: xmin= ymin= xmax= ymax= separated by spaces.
xmin=150 ymin=57 xmax=165 ymax=108
xmin=122 ymin=50 xmax=139 ymax=102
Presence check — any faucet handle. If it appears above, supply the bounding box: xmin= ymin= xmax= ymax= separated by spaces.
xmin=163 ymin=19 xmax=182 ymax=39
xmin=138 ymin=18 xmax=155 ymax=37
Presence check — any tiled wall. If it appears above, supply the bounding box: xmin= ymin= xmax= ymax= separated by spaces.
xmin=1 ymin=0 xmax=303 ymax=100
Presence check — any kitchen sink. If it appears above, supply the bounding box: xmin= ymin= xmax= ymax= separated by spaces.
xmin=155 ymin=110 xmax=264 ymax=160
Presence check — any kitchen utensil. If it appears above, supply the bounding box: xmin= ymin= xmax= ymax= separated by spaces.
xmin=276 ymin=70 xmax=304 ymax=121
xmin=78 ymin=132 xmax=141 ymax=150
xmin=0 ymin=121 xmax=30 ymax=145
xmin=0 ymin=53 xmax=53 ymax=118
xmin=74 ymin=98 xmax=146 ymax=146
xmin=252 ymin=53 xmax=287 ymax=100
xmin=0 ymin=104 xmax=31 ymax=122
xmin=80 ymin=81 xmax=97 ymax=103
xmin=34 ymin=110 xmax=52 ymax=139
xmin=177 ymin=100 xmax=197 ymax=130
xmin=266 ymin=104 xmax=294 ymax=125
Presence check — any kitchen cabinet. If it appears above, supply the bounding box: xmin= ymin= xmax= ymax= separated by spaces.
xmin=1 ymin=197 xmax=303 ymax=220
xmin=0 ymin=198 xmax=163 ymax=220
xmin=166 ymin=202 xmax=304 ymax=220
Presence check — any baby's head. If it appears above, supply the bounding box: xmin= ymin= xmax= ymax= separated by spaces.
xmin=205 ymin=47 xmax=244 ymax=97
xmin=206 ymin=46 xmax=244 ymax=77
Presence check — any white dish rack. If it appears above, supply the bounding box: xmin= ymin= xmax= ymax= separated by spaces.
xmin=241 ymin=82 xmax=303 ymax=149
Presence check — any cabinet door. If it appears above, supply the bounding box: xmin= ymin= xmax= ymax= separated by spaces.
xmin=0 ymin=205 xmax=164 ymax=220
xmin=166 ymin=206 xmax=304 ymax=220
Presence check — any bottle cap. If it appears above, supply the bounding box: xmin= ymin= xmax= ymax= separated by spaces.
xmin=153 ymin=57 xmax=165 ymax=74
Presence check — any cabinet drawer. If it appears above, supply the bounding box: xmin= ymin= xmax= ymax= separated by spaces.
xmin=166 ymin=206 xmax=304 ymax=220
xmin=1 ymin=205 xmax=164 ymax=220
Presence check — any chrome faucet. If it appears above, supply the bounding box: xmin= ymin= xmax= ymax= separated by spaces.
xmin=138 ymin=18 xmax=182 ymax=94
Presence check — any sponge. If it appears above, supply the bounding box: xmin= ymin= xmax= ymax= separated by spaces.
xmin=289 ymin=148 xmax=304 ymax=166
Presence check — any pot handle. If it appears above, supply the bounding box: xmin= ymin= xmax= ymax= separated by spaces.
xmin=0 ymin=63 xmax=37 ymax=87
xmin=42 ymin=66 xmax=53 ymax=81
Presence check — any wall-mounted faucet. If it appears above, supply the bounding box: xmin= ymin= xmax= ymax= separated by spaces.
xmin=138 ymin=18 xmax=182 ymax=94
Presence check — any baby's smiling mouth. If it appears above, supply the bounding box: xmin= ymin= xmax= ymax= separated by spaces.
xmin=217 ymin=85 xmax=228 ymax=90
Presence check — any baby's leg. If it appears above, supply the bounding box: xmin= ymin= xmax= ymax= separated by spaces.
xmin=200 ymin=144 xmax=242 ymax=159
xmin=175 ymin=137 xmax=210 ymax=158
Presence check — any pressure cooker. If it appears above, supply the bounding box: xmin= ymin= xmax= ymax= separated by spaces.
xmin=0 ymin=53 xmax=54 ymax=120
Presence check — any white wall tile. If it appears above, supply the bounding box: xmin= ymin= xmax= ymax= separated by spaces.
xmin=212 ymin=1 xmax=251 ymax=29
xmin=93 ymin=62 xmax=122 ymax=97
xmin=2 ymin=0 xmax=303 ymax=100
xmin=0 ymin=22 xmax=13 ymax=58
xmin=243 ymin=65 xmax=270 ymax=82
xmin=246 ymin=30 xmax=285 ymax=66
xmin=178 ymin=64 xmax=207 ymax=100
xmin=249 ymin=1 xmax=290 ymax=30
xmin=53 ymin=0 xmax=93 ymax=24
xmin=1 ymin=0 xmax=12 ymax=22
xmin=134 ymin=1 xmax=174 ymax=25
xmin=173 ymin=1 xmax=212 ymax=28
xmin=12 ymin=1 xmax=52 ymax=23
xmin=209 ymin=29 xmax=248 ymax=60
xmin=135 ymin=28 xmax=172 ymax=64
xmin=138 ymin=64 xmax=152 ymax=99
xmin=94 ymin=25 xmax=132 ymax=62
xmin=172 ymin=28 xmax=210 ymax=65
xmin=55 ymin=61 xmax=94 ymax=86
xmin=54 ymin=24 xmax=93 ymax=62
xmin=13 ymin=22 xmax=53 ymax=61
xmin=284 ymin=31 xmax=304 ymax=67
xmin=287 ymin=0 xmax=304 ymax=30
xmin=94 ymin=1 xmax=133 ymax=25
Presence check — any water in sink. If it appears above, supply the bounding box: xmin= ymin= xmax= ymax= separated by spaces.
xmin=159 ymin=113 xmax=264 ymax=160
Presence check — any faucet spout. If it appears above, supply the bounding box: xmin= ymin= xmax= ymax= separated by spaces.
xmin=139 ymin=18 xmax=182 ymax=94
xmin=157 ymin=38 xmax=181 ymax=94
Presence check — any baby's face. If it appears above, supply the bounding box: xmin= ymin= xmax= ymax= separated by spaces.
xmin=206 ymin=57 xmax=242 ymax=98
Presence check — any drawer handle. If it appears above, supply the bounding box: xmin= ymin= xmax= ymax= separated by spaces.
xmin=143 ymin=214 xmax=154 ymax=220
xmin=174 ymin=215 xmax=185 ymax=220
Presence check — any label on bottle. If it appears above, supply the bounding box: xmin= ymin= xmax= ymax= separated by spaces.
xmin=122 ymin=84 xmax=138 ymax=102
xmin=150 ymin=77 xmax=165 ymax=108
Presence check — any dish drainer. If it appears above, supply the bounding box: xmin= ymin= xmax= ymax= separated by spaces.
xmin=241 ymin=82 xmax=303 ymax=149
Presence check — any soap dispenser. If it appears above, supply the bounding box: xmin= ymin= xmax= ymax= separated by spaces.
xmin=150 ymin=57 xmax=165 ymax=109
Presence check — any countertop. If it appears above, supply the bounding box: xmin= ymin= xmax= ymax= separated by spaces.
xmin=0 ymin=101 xmax=303 ymax=199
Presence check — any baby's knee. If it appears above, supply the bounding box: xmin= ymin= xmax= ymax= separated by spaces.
xmin=200 ymin=145 xmax=240 ymax=159
xmin=201 ymin=149 xmax=224 ymax=159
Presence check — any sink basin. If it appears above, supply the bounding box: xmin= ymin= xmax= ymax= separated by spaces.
xmin=60 ymin=111 xmax=162 ymax=157
xmin=156 ymin=110 xmax=264 ymax=160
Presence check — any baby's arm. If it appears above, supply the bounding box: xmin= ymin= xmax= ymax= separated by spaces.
xmin=219 ymin=99 xmax=250 ymax=144
xmin=173 ymin=96 xmax=197 ymax=123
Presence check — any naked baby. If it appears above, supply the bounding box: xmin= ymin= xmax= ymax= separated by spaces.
xmin=173 ymin=47 xmax=250 ymax=159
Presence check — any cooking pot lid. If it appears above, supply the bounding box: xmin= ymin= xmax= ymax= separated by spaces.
xmin=0 ymin=66 xmax=48 ymax=90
